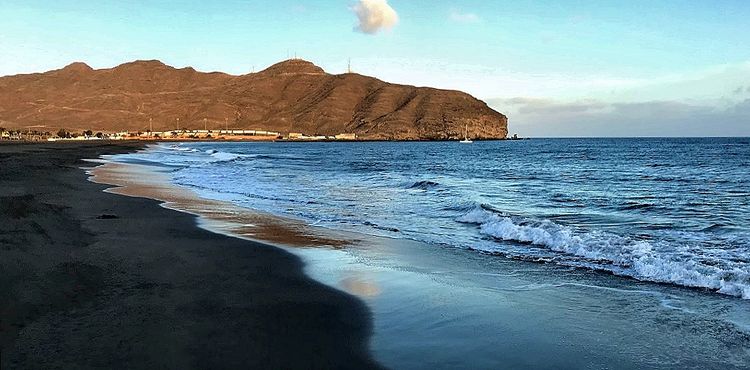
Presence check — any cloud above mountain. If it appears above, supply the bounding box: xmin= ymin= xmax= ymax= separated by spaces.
xmin=352 ymin=0 xmax=399 ymax=34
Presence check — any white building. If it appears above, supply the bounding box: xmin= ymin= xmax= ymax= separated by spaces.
xmin=334 ymin=133 xmax=357 ymax=140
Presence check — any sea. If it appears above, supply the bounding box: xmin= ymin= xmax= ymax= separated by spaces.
xmin=104 ymin=138 xmax=750 ymax=369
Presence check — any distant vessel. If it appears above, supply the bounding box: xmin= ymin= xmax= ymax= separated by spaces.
xmin=460 ymin=124 xmax=473 ymax=143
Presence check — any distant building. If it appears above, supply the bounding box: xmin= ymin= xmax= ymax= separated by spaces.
xmin=255 ymin=130 xmax=281 ymax=136
xmin=334 ymin=133 xmax=357 ymax=140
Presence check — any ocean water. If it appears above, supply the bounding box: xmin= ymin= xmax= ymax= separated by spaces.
xmin=112 ymin=138 xmax=750 ymax=300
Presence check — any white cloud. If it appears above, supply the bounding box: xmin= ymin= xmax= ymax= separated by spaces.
xmin=352 ymin=0 xmax=399 ymax=35
xmin=449 ymin=10 xmax=481 ymax=23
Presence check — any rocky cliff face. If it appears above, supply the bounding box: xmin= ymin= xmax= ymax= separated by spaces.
xmin=0 ymin=59 xmax=508 ymax=139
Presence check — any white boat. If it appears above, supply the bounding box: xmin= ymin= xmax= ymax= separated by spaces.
xmin=460 ymin=124 xmax=473 ymax=143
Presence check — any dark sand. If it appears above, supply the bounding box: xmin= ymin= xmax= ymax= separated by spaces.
xmin=0 ymin=142 xmax=380 ymax=369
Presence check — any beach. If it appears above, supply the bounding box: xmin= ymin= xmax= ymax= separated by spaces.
xmin=3 ymin=1 xmax=748 ymax=368
xmin=90 ymin=139 xmax=750 ymax=369
xmin=0 ymin=142 xmax=380 ymax=369
xmin=2 ymin=140 xmax=750 ymax=369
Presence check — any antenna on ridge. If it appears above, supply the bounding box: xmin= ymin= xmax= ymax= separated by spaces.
xmin=347 ymin=58 xmax=352 ymax=74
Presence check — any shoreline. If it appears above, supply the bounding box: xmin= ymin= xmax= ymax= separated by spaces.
xmin=95 ymin=142 xmax=750 ymax=369
xmin=87 ymin=160 xmax=352 ymax=248
xmin=4 ymin=141 xmax=750 ymax=368
xmin=1 ymin=136 xmax=520 ymax=144
xmin=100 ymin=142 xmax=744 ymax=301
xmin=0 ymin=142 xmax=381 ymax=368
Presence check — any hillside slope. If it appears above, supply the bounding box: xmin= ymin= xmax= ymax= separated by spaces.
xmin=0 ymin=59 xmax=508 ymax=140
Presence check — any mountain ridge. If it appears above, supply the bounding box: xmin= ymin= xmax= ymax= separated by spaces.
xmin=0 ymin=59 xmax=508 ymax=140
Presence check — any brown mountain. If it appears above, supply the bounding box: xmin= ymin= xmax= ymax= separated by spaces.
xmin=0 ymin=59 xmax=507 ymax=140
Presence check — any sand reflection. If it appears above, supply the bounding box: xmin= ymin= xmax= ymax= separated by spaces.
xmin=340 ymin=274 xmax=382 ymax=298
xmin=88 ymin=161 xmax=350 ymax=248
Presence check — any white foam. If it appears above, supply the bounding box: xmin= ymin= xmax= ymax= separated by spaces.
xmin=209 ymin=151 xmax=243 ymax=162
xmin=166 ymin=145 xmax=244 ymax=162
xmin=167 ymin=145 xmax=198 ymax=152
xmin=457 ymin=206 xmax=750 ymax=299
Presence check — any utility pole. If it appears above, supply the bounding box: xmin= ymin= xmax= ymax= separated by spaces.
xmin=149 ymin=117 xmax=153 ymax=133
xmin=348 ymin=58 xmax=352 ymax=74
xmin=204 ymin=118 xmax=207 ymax=131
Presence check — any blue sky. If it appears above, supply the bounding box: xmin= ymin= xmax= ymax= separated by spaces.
xmin=2 ymin=0 xmax=749 ymax=136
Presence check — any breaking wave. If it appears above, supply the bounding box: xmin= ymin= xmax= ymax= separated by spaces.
xmin=457 ymin=206 xmax=750 ymax=299
xmin=204 ymin=149 xmax=245 ymax=162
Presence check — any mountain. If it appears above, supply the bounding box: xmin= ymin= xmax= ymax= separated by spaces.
xmin=0 ymin=59 xmax=508 ymax=140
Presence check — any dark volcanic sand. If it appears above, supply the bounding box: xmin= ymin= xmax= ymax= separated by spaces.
xmin=0 ymin=142 xmax=380 ymax=369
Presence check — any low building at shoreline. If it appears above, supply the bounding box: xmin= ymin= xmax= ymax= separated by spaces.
xmin=334 ymin=133 xmax=356 ymax=140
xmin=5 ymin=127 xmax=363 ymax=142
xmin=283 ymin=132 xmax=357 ymax=141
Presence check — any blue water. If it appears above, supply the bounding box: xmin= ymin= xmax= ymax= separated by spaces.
xmin=113 ymin=138 xmax=750 ymax=299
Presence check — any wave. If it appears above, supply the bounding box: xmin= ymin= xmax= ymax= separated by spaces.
xmin=363 ymin=221 xmax=400 ymax=233
xmin=700 ymin=223 xmax=730 ymax=232
xmin=457 ymin=206 xmax=750 ymax=299
xmin=618 ymin=201 xmax=659 ymax=211
xmin=197 ymin=149 xmax=243 ymax=163
xmin=409 ymin=180 xmax=440 ymax=190
xmin=171 ymin=146 xmax=198 ymax=152
xmin=157 ymin=145 xmax=246 ymax=163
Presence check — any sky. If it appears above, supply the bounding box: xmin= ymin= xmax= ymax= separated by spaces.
xmin=2 ymin=0 xmax=749 ymax=137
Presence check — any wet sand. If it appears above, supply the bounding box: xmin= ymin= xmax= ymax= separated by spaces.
xmin=88 ymin=160 xmax=352 ymax=248
xmin=0 ymin=142 xmax=380 ymax=369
